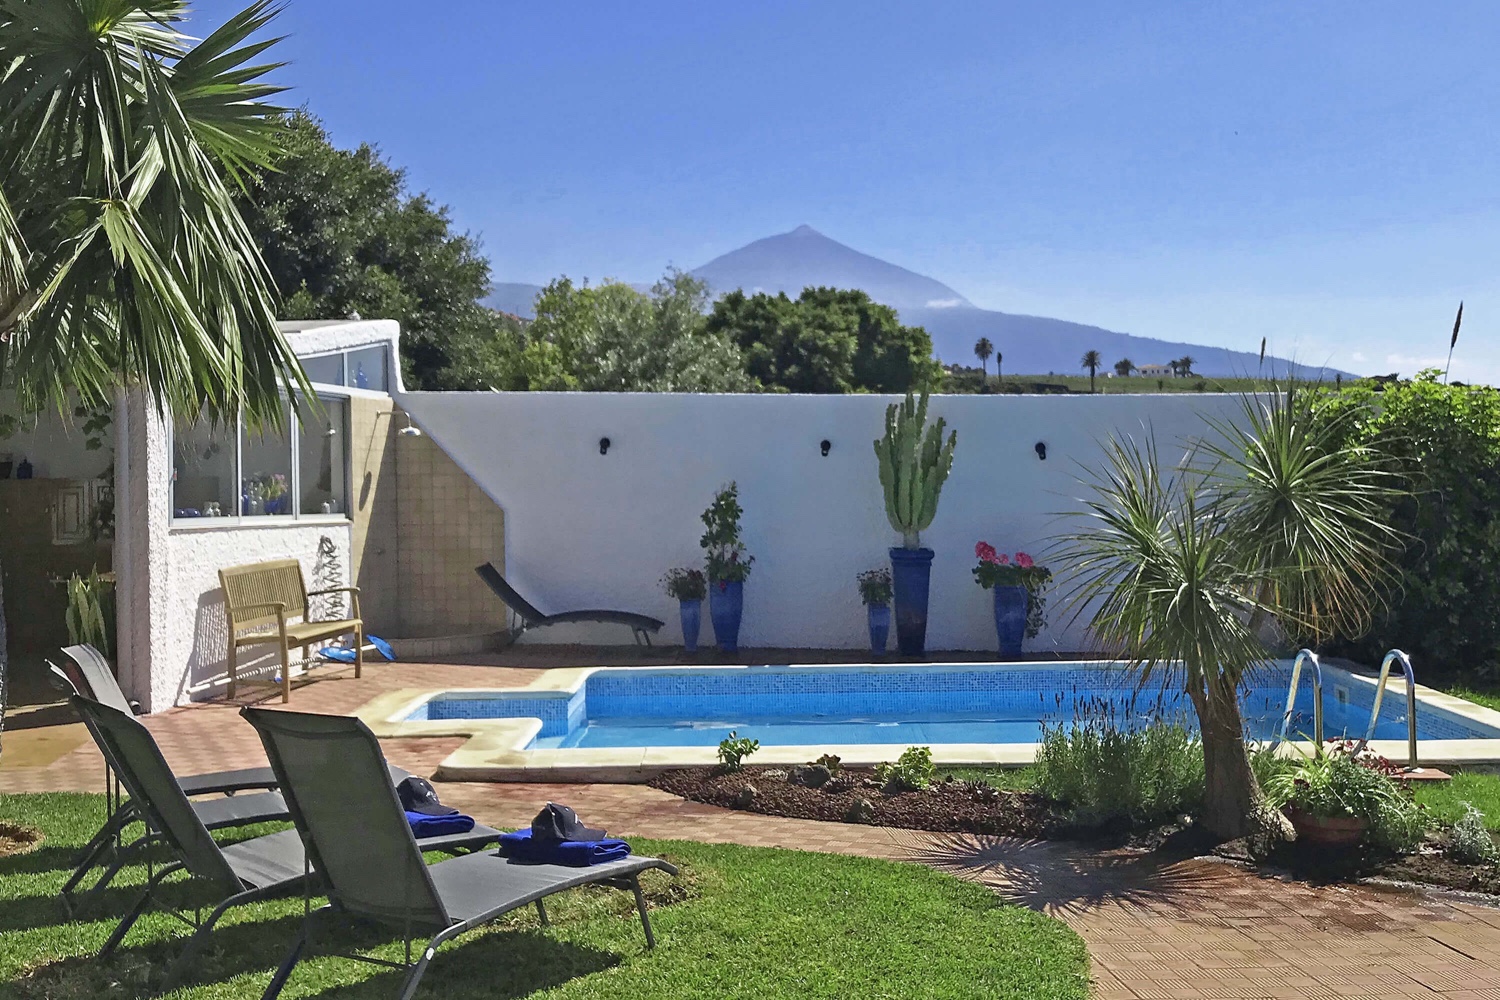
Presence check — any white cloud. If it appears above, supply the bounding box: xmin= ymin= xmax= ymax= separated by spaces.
xmin=925 ymin=298 xmax=964 ymax=309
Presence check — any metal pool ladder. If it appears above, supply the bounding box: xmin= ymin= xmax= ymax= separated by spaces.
xmin=1277 ymin=648 xmax=1324 ymax=745
xmin=1354 ymin=649 xmax=1420 ymax=771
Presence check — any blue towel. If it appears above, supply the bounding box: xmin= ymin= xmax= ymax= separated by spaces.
xmin=498 ymin=828 xmax=632 ymax=866
xmin=405 ymin=811 xmax=476 ymax=838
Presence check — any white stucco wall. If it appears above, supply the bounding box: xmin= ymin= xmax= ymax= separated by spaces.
xmin=114 ymin=392 xmax=354 ymax=710
xmin=396 ymin=391 xmax=1250 ymax=652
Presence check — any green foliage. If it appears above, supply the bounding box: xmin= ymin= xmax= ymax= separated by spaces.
xmin=0 ymin=792 xmax=1092 ymax=1000
xmin=875 ymin=746 xmax=935 ymax=791
xmin=661 ymin=567 xmax=707 ymax=601
xmin=1034 ymin=716 xmax=1204 ymax=825
xmin=1315 ymin=372 xmax=1500 ymax=680
xmin=813 ymin=753 xmax=843 ymax=773
xmin=234 ymin=110 xmax=519 ymax=390
xmin=705 ymin=287 xmax=942 ymax=394
xmin=64 ymin=568 xmax=114 ymax=661
xmin=717 ymin=730 xmax=760 ymax=772
xmin=1080 ymin=350 xmax=1102 ymax=392
xmin=519 ymin=272 xmax=756 ymax=392
xmin=1258 ymin=746 xmax=1426 ymax=852
xmin=0 ymin=0 xmax=304 ymax=426
xmin=856 ymin=568 xmax=892 ymax=606
xmin=874 ymin=391 xmax=957 ymax=549
xmin=1446 ymin=803 xmax=1500 ymax=864
xmin=700 ymin=482 xmax=753 ymax=583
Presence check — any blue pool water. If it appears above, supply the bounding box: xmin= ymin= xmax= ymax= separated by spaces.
xmin=405 ymin=662 xmax=1500 ymax=749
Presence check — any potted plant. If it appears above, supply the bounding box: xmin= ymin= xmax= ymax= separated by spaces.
xmin=662 ymin=567 xmax=708 ymax=653
xmin=701 ymin=482 xmax=753 ymax=652
xmin=1261 ymin=741 xmax=1426 ymax=849
xmin=874 ymin=392 xmax=957 ymax=655
xmin=972 ymin=544 xmax=1052 ymax=658
xmin=857 ymin=568 xmax=893 ymax=655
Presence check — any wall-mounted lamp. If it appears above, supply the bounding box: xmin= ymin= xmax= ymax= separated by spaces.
xmin=1034 ymin=441 xmax=1047 ymax=461
xmin=599 ymin=437 xmax=611 ymax=455
xmin=398 ymin=414 xmax=423 ymax=437
xmin=820 ymin=439 xmax=832 ymax=457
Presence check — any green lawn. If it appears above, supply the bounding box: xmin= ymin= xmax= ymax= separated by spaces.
xmin=0 ymin=793 xmax=1089 ymax=1000
xmin=1441 ymin=684 xmax=1500 ymax=714
xmin=1412 ymin=772 xmax=1500 ymax=830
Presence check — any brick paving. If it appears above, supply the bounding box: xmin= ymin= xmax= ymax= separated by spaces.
xmin=5 ymin=658 xmax=1500 ymax=999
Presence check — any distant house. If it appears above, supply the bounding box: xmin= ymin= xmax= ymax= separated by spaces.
xmin=1137 ymin=363 xmax=1173 ymax=378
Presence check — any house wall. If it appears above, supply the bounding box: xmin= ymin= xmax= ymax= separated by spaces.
xmin=347 ymin=395 xmax=400 ymax=631
xmin=397 ymin=391 xmax=1251 ymax=652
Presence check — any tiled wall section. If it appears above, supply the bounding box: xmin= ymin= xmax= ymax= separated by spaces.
xmin=348 ymin=395 xmax=399 ymax=630
xmin=393 ymin=415 xmax=506 ymax=635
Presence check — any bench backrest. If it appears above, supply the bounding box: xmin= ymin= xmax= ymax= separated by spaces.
xmin=219 ymin=559 xmax=309 ymax=633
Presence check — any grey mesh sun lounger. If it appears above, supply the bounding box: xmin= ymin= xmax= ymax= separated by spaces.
xmin=70 ymin=696 xmax=500 ymax=993
xmin=475 ymin=562 xmax=664 ymax=645
xmin=241 ymin=706 xmax=678 ymax=1000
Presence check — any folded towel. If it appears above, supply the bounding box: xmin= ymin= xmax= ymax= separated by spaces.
xmin=498 ymin=828 xmax=632 ymax=866
xmin=406 ymin=811 xmax=476 ymax=838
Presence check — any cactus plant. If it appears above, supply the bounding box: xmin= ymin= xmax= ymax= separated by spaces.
xmin=874 ymin=391 xmax=957 ymax=549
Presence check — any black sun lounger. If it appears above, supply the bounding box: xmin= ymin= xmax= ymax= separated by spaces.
xmin=475 ymin=562 xmax=664 ymax=645
xmin=242 ymin=706 xmax=677 ymax=1000
xmin=71 ymin=696 xmax=500 ymax=993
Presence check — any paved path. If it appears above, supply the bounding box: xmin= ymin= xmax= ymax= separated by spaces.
xmin=6 ymin=660 xmax=1500 ymax=999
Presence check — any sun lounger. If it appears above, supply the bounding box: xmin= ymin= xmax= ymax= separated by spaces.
xmin=475 ymin=562 xmax=664 ymax=645
xmin=70 ymin=696 xmax=500 ymax=992
xmin=241 ymin=706 xmax=677 ymax=1000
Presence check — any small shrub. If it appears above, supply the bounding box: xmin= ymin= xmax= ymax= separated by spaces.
xmin=813 ymin=753 xmax=843 ymax=773
xmin=875 ymin=746 xmax=934 ymax=792
xmin=661 ymin=567 xmax=707 ymax=601
xmin=716 ymin=730 xmax=759 ymax=772
xmin=1447 ymin=804 xmax=1500 ymax=864
xmin=1034 ymin=714 xmax=1204 ymax=825
xmin=856 ymin=568 xmax=892 ymax=606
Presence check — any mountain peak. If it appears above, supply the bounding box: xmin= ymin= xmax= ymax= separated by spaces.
xmin=692 ymin=227 xmax=973 ymax=311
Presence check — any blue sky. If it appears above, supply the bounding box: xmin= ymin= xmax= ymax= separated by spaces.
xmin=200 ymin=1 xmax=1500 ymax=380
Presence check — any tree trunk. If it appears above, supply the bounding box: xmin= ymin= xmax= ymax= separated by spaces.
xmin=1189 ymin=677 xmax=1261 ymax=840
xmin=0 ymin=551 xmax=8 ymax=759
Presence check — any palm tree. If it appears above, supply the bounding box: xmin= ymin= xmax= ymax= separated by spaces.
xmin=1061 ymin=388 xmax=1401 ymax=838
xmin=1081 ymin=350 xmax=1103 ymax=393
xmin=973 ymin=337 xmax=993 ymax=390
xmin=1113 ymin=358 xmax=1135 ymax=378
xmin=1178 ymin=355 xmax=1196 ymax=378
xmin=0 ymin=1 xmax=303 ymax=755
xmin=995 ymin=350 xmax=1003 ymax=389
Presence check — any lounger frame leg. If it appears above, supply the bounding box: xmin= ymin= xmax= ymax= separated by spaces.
xmin=395 ymin=927 xmax=464 ymax=1000
xmin=259 ymin=926 xmax=308 ymax=1000
xmin=100 ymin=862 xmax=183 ymax=958
xmin=535 ymin=899 xmax=548 ymax=926
xmin=631 ymin=876 xmax=656 ymax=949
xmin=161 ymin=885 xmax=270 ymax=993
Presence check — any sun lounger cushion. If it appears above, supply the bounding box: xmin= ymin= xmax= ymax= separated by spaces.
xmin=498 ymin=828 xmax=632 ymax=866
xmin=405 ymin=811 xmax=476 ymax=838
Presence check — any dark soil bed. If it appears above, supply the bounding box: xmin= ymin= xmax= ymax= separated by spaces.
xmin=0 ymin=822 xmax=42 ymax=858
xmin=651 ymin=766 xmax=1500 ymax=899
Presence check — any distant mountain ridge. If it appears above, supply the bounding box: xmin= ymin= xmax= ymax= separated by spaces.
xmin=485 ymin=226 xmax=1349 ymax=379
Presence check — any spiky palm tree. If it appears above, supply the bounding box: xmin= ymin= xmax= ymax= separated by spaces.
xmin=1081 ymin=350 xmax=1103 ymax=393
xmin=1178 ymin=355 xmax=1196 ymax=378
xmin=995 ymin=350 xmax=1003 ymax=389
xmin=0 ymin=1 xmax=303 ymax=755
xmin=1060 ymin=388 xmax=1401 ymax=838
xmin=1114 ymin=358 xmax=1135 ymax=378
xmin=973 ymin=337 xmax=993 ymax=390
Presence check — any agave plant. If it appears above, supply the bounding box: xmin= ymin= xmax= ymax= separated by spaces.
xmin=1061 ymin=387 xmax=1402 ymax=838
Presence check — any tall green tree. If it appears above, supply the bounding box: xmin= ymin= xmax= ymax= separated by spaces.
xmin=974 ymin=337 xmax=993 ymax=388
xmin=519 ymin=271 xmax=755 ymax=392
xmin=1081 ymin=350 xmax=1103 ymax=393
xmin=0 ymin=0 xmax=301 ymax=751
xmin=1113 ymin=358 xmax=1135 ymax=378
xmin=1062 ymin=389 xmax=1400 ymax=838
xmin=706 ymin=287 xmax=942 ymax=393
xmin=234 ymin=110 xmax=517 ymax=389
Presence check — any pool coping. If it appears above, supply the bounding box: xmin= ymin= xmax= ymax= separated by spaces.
xmin=354 ymin=660 xmax=1500 ymax=782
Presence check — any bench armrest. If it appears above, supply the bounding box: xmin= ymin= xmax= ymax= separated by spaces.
xmin=306 ymin=586 xmax=360 ymax=596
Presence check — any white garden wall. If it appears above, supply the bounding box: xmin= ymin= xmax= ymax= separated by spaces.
xmin=396 ymin=391 xmax=1250 ymax=652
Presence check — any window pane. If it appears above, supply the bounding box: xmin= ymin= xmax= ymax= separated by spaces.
xmin=241 ymin=403 xmax=294 ymax=516
xmin=346 ymin=346 xmax=387 ymax=391
xmin=172 ymin=411 xmax=236 ymax=519
xmin=298 ymin=395 xmax=348 ymax=515
xmin=300 ymin=353 xmax=344 ymax=385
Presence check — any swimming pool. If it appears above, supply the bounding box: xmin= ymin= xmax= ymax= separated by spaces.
xmin=398 ymin=661 xmax=1500 ymax=751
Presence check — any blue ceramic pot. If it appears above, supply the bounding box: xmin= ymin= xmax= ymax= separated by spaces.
xmin=889 ymin=547 xmax=934 ymax=655
xmin=679 ymin=598 xmax=702 ymax=653
xmin=867 ymin=603 xmax=891 ymax=655
xmin=710 ymin=579 xmax=744 ymax=653
xmin=993 ymin=585 xmax=1027 ymax=658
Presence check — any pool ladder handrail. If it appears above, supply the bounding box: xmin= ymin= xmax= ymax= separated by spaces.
xmin=1354 ymin=648 xmax=1419 ymax=771
xmin=1277 ymin=648 xmax=1324 ymax=745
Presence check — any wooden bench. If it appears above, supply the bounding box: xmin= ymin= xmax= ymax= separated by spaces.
xmin=219 ymin=558 xmax=362 ymax=703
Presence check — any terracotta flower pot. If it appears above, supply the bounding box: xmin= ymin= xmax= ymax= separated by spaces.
xmin=1286 ymin=807 xmax=1368 ymax=846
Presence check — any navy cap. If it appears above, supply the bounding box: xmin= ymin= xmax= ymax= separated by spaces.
xmin=531 ymin=803 xmax=606 ymax=843
xmin=396 ymin=776 xmax=459 ymax=817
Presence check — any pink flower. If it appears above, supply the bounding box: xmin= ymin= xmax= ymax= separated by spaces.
xmin=996 ymin=552 xmax=1010 ymax=565
xmin=1016 ymin=552 xmax=1034 ymax=569
xmin=975 ymin=541 xmax=1000 ymax=565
